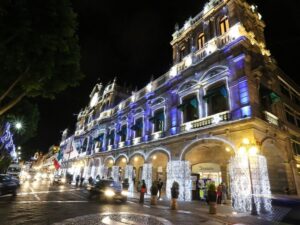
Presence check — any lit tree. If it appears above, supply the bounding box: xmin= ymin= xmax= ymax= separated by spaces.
xmin=0 ymin=0 xmax=84 ymax=116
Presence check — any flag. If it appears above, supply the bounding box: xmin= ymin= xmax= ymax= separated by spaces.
xmin=53 ymin=158 xmax=60 ymax=170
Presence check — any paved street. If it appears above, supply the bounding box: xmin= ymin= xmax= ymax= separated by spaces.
xmin=0 ymin=181 xmax=298 ymax=225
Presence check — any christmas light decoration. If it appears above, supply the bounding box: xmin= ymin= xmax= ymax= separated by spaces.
xmin=229 ymin=154 xmax=272 ymax=214
xmin=166 ymin=161 xmax=191 ymax=201
xmin=124 ymin=165 xmax=134 ymax=197
xmin=142 ymin=164 xmax=152 ymax=194
xmin=112 ymin=166 xmax=119 ymax=182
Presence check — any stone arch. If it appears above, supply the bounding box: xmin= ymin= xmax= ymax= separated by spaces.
xmin=115 ymin=153 xmax=129 ymax=165
xmin=146 ymin=147 xmax=171 ymax=162
xmin=200 ymin=65 xmax=229 ymax=81
xmin=128 ymin=151 xmax=146 ymax=162
xmin=180 ymin=137 xmax=237 ymax=160
xmin=104 ymin=155 xmax=115 ymax=165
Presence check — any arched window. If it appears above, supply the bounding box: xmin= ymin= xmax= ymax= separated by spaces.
xmin=150 ymin=109 xmax=165 ymax=132
xmin=178 ymin=95 xmax=199 ymax=123
xmin=197 ymin=33 xmax=205 ymax=49
xmin=204 ymin=84 xmax=229 ymax=116
xmin=219 ymin=17 xmax=229 ymax=35
xmin=118 ymin=125 xmax=127 ymax=142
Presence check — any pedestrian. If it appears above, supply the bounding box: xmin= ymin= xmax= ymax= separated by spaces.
xmin=88 ymin=176 xmax=93 ymax=185
xmin=157 ymin=178 xmax=163 ymax=200
xmin=139 ymin=180 xmax=147 ymax=204
xmin=137 ymin=180 xmax=142 ymax=192
xmin=217 ymin=183 xmax=222 ymax=204
xmin=96 ymin=175 xmax=100 ymax=181
xmin=80 ymin=176 xmax=84 ymax=187
xmin=75 ymin=175 xmax=80 ymax=187
xmin=221 ymin=183 xmax=227 ymax=204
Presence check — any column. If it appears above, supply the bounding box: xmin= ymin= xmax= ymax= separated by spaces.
xmin=142 ymin=163 xmax=152 ymax=195
xmin=124 ymin=165 xmax=134 ymax=196
xmin=166 ymin=160 xmax=191 ymax=201
xmin=112 ymin=166 xmax=120 ymax=182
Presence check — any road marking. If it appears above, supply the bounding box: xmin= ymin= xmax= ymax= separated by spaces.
xmin=29 ymin=187 xmax=40 ymax=201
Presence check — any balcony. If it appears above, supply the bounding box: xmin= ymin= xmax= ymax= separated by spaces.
xmin=263 ymin=111 xmax=279 ymax=126
xmin=119 ymin=141 xmax=125 ymax=148
xmin=181 ymin=111 xmax=231 ymax=132
xmin=151 ymin=131 xmax=163 ymax=140
xmin=133 ymin=137 xmax=141 ymax=145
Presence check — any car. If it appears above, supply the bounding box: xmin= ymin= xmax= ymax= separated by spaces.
xmin=52 ymin=175 xmax=66 ymax=185
xmin=0 ymin=174 xmax=19 ymax=196
xmin=88 ymin=179 xmax=128 ymax=202
xmin=6 ymin=163 xmax=21 ymax=179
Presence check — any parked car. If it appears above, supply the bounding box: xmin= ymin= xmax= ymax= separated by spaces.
xmin=88 ymin=179 xmax=128 ymax=202
xmin=0 ymin=174 xmax=19 ymax=196
xmin=52 ymin=175 xmax=66 ymax=185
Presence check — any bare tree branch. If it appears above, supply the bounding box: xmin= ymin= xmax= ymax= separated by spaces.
xmin=0 ymin=67 xmax=29 ymax=103
xmin=0 ymin=92 xmax=27 ymax=116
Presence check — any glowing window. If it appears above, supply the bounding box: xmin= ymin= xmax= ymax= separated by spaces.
xmin=220 ymin=17 xmax=230 ymax=35
xmin=198 ymin=33 xmax=205 ymax=49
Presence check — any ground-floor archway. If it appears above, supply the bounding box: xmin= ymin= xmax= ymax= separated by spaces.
xmin=183 ymin=139 xmax=232 ymax=200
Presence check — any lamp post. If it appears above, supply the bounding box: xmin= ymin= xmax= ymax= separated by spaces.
xmin=239 ymin=138 xmax=258 ymax=216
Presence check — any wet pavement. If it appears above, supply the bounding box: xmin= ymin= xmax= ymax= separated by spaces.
xmin=0 ymin=181 xmax=297 ymax=225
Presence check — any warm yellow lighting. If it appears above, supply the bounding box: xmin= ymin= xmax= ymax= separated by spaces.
xmin=109 ymin=159 xmax=113 ymax=164
xmin=152 ymin=155 xmax=157 ymax=160
xmin=225 ymin=147 xmax=231 ymax=152
xmin=134 ymin=157 xmax=138 ymax=162
xmin=122 ymin=158 xmax=126 ymax=163
xmin=249 ymin=146 xmax=258 ymax=156
xmin=297 ymin=164 xmax=300 ymax=168
xmin=242 ymin=138 xmax=250 ymax=145
xmin=239 ymin=146 xmax=246 ymax=155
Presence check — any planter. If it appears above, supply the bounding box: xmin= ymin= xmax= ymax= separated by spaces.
xmin=209 ymin=202 xmax=217 ymax=214
xmin=170 ymin=198 xmax=178 ymax=210
xmin=150 ymin=195 xmax=157 ymax=205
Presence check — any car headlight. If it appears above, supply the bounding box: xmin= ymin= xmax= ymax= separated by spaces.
xmin=121 ymin=190 xmax=128 ymax=196
xmin=61 ymin=178 xmax=66 ymax=183
xmin=104 ymin=189 xmax=115 ymax=197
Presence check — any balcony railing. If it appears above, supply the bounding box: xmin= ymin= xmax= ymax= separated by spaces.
xmin=181 ymin=111 xmax=231 ymax=132
xmin=263 ymin=111 xmax=279 ymax=126
xmin=151 ymin=131 xmax=163 ymax=140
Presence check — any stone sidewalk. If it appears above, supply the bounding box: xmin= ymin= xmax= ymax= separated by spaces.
xmin=127 ymin=192 xmax=293 ymax=225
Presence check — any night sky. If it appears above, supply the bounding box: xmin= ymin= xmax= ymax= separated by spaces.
xmin=23 ymin=0 xmax=300 ymax=155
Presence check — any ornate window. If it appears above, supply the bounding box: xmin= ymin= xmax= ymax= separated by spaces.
xmin=118 ymin=125 xmax=127 ymax=142
xmin=178 ymin=94 xmax=199 ymax=123
xmin=150 ymin=109 xmax=165 ymax=132
xmin=204 ymin=84 xmax=228 ymax=116
xmin=179 ymin=46 xmax=186 ymax=61
xmin=107 ymin=130 xmax=115 ymax=146
xmin=132 ymin=118 xmax=143 ymax=138
xmin=197 ymin=33 xmax=205 ymax=49
xmin=220 ymin=17 xmax=229 ymax=35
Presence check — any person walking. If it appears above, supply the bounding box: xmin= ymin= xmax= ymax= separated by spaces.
xmin=217 ymin=183 xmax=222 ymax=204
xmin=157 ymin=178 xmax=163 ymax=200
xmin=139 ymin=180 xmax=147 ymax=204
xmin=75 ymin=175 xmax=80 ymax=187
xmin=80 ymin=176 xmax=84 ymax=187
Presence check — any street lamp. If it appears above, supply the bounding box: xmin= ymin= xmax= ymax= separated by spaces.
xmin=15 ymin=122 xmax=22 ymax=130
xmin=239 ymin=138 xmax=258 ymax=215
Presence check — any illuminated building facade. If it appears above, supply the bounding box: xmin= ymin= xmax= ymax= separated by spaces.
xmin=60 ymin=0 xmax=300 ymax=199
